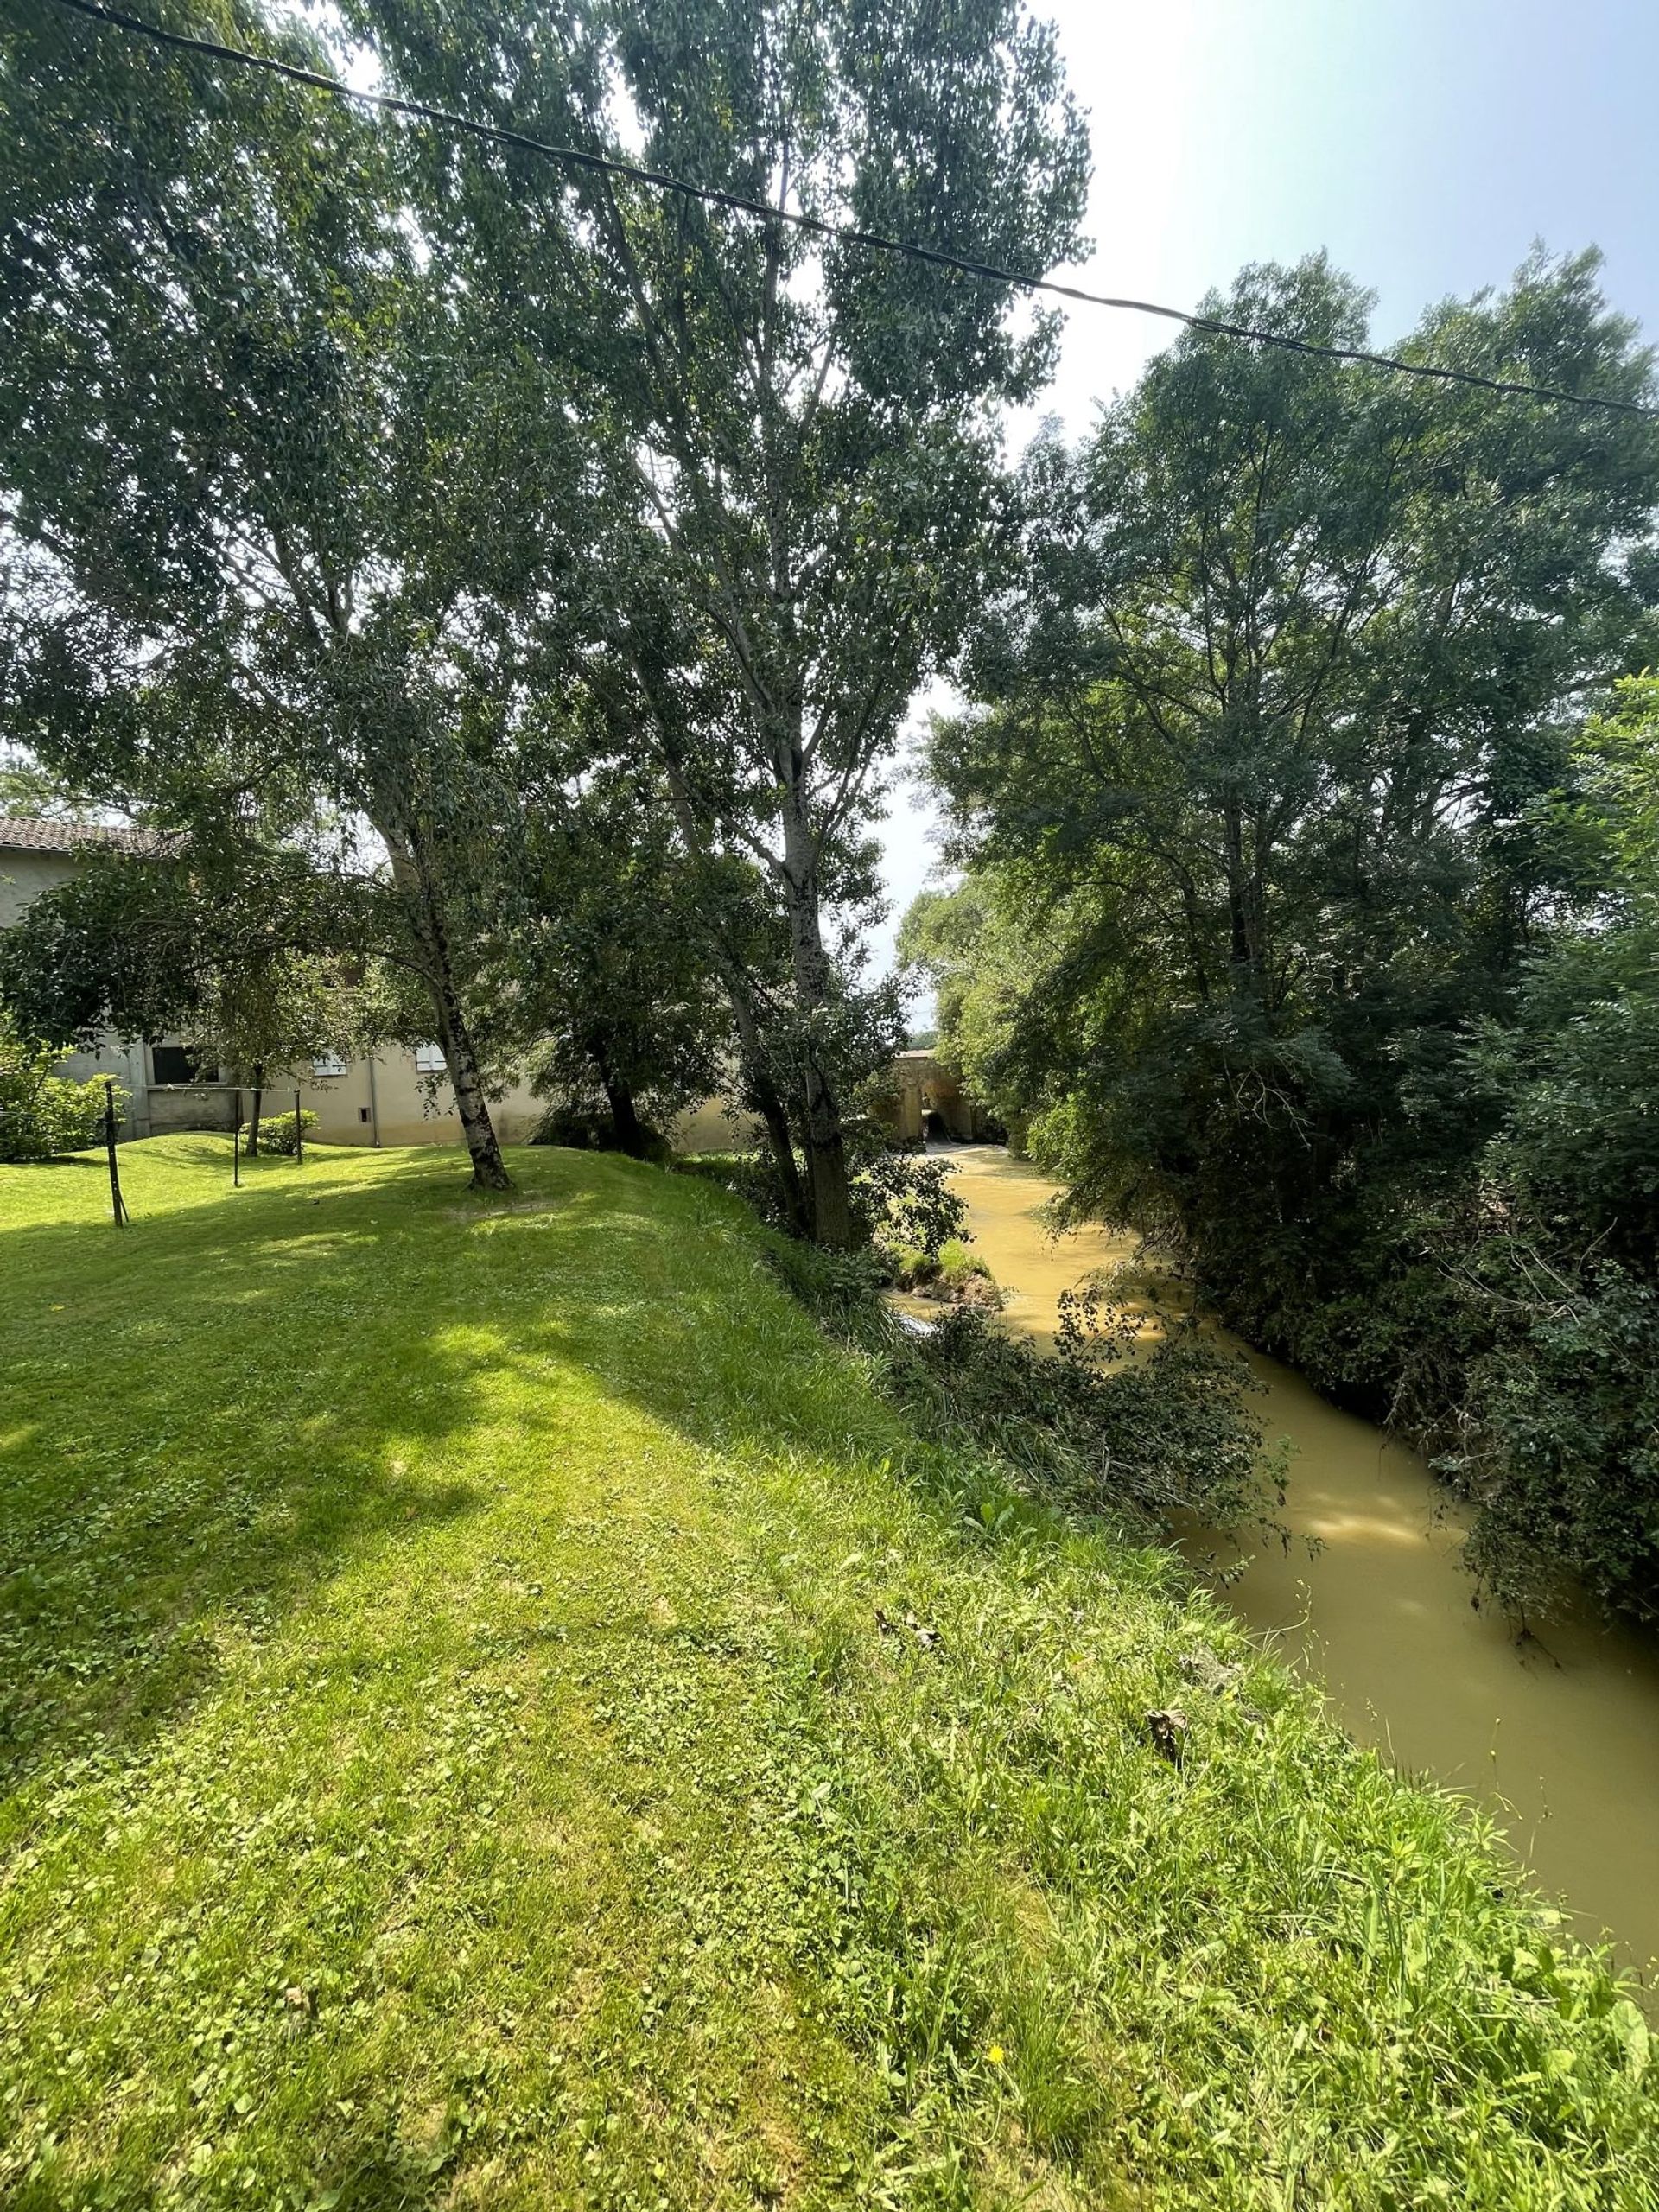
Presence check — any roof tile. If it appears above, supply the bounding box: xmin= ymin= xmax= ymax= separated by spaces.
xmin=0 ymin=816 xmax=172 ymax=856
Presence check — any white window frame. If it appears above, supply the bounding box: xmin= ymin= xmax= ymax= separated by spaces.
xmin=311 ymin=1052 xmax=347 ymax=1079
xmin=413 ymin=1042 xmax=447 ymax=1075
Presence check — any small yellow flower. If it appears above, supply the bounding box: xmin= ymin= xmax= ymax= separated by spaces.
xmin=987 ymin=2044 xmax=1006 ymax=2067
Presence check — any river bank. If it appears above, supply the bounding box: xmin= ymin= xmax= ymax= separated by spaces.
xmin=4 ymin=1135 xmax=1655 ymax=2204
xmin=922 ymin=1141 xmax=1659 ymax=1986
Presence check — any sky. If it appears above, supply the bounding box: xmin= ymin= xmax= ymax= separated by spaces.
xmin=872 ymin=0 xmax=1659 ymax=1020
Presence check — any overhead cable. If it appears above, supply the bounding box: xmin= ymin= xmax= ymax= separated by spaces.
xmin=43 ymin=0 xmax=1659 ymax=423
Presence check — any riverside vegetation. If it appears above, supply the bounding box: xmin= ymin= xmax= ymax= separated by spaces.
xmin=8 ymin=3 xmax=1659 ymax=1630
xmin=903 ymin=283 xmax=1659 ymax=1629
xmin=1 ymin=1136 xmax=1655 ymax=2209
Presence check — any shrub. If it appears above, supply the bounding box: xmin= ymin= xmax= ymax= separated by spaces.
xmin=0 ymin=1021 xmax=121 ymax=1161
xmin=908 ymin=1282 xmax=1280 ymax=1534
xmin=675 ymin=1147 xmax=807 ymax=1236
xmin=1444 ymin=1256 xmax=1659 ymax=1623
xmin=853 ymin=1143 xmax=969 ymax=1268
xmin=531 ymin=1100 xmax=670 ymax=1161
xmin=677 ymin=1127 xmax=973 ymax=1268
xmin=766 ymin=1199 xmax=1278 ymax=1538
xmin=766 ymin=1235 xmax=889 ymax=1329
xmin=242 ymin=1107 xmax=317 ymax=1156
xmin=887 ymin=1237 xmax=1002 ymax=1306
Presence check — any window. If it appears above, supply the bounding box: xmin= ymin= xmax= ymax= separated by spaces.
xmin=358 ymin=1106 xmax=372 ymax=1124
xmin=414 ymin=1042 xmax=447 ymax=1075
xmin=149 ymin=1044 xmax=210 ymax=1085
xmin=311 ymin=1052 xmax=346 ymax=1079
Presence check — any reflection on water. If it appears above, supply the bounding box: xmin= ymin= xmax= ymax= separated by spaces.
xmin=932 ymin=1142 xmax=1659 ymax=1982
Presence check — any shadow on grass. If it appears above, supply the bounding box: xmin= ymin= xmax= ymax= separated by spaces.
xmin=0 ymin=1139 xmax=934 ymax=1812
xmin=1 ymin=1155 xmax=105 ymax=1171
xmin=0 ymin=1150 xmax=620 ymax=1796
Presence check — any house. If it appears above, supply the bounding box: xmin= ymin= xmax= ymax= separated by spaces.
xmin=270 ymin=1039 xmax=548 ymax=1150
xmin=1 ymin=815 xmax=741 ymax=1151
xmin=0 ymin=814 xmax=556 ymax=1145
xmin=0 ymin=816 xmax=192 ymax=1137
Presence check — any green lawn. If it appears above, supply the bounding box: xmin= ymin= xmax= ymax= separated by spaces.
xmin=1 ymin=1137 xmax=1653 ymax=2209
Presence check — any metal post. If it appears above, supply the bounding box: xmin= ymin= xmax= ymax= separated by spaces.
xmin=104 ymin=1077 xmax=128 ymax=1227
xmin=294 ymin=1088 xmax=303 ymax=1164
xmin=232 ymin=1087 xmax=240 ymax=1187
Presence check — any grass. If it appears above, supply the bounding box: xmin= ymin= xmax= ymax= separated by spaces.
xmin=0 ymin=1135 xmax=1654 ymax=2210
xmin=886 ymin=1240 xmax=1001 ymax=1307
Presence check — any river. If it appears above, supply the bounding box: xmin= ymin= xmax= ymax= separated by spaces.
xmin=921 ymin=1142 xmax=1659 ymax=1984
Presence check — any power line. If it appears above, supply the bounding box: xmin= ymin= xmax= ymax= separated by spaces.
xmin=43 ymin=0 xmax=1659 ymax=423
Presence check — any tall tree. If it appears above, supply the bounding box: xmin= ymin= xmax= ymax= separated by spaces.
xmin=478 ymin=750 xmax=733 ymax=1158
xmin=0 ymin=0 xmax=614 ymax=1189
xmin=912 ymin=252 xmax=1659 ymax=1612
xmin=927 ymin=252 xmax=1659 ymax=1272
xmin=350 ymin=0 xmax=1090 ymax=1242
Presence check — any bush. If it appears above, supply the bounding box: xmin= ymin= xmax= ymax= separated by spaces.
xmin=0 ymin=1021 xmax=121 ymax=1161
xmin=675 ymin=1147 xmax=807 ymax=1236
xmin=764 ymin=1198 xmax=1279 ymax=1538
xmin=531 ymin=1101 xmax=671 ymax=1162
xmin=241 ymin=1107 xmax=317 ymax=1156
xmin=887 ymin=1236 xmax=1002 ymax=1306
xmin=852 ymin=1142 xmax=969 ymax=1268
xmin=907 ymin=1281 xmax=1281 ymax=1534
xmin=678 ymin=1129 xmax=974 ymax=1262
xmin=766 ymin=1235 xmax=889 ymax=1330
xmin=1442 ymin=1256 xmax=1659 ymax=1623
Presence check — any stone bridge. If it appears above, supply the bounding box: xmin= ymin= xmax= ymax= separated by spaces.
xmin=874 ymin=1049 xmax=1001 ymax=1145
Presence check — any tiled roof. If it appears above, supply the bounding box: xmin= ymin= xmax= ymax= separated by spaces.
xmin=0 ymin=815 xmax=172 ymax=856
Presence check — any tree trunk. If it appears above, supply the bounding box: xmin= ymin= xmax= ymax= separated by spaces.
xmin=603 ymin=1075 xmax=647 ymax=1159
xmin=432 ymin=980 xmax=512 ymax=1192
xmin=1224 ymin=790 xmax=1252 ymax=976
xmin=246 ymin=1062 xmax=264 ymax=1158
xmin=694 ymin=930 xmax=811 ymax=1237
xmin=380 ymin=819 xmax=512 ymax=1193
xmin=594 ymin=1040 xmax=648 ymax=1159
xmin=726 ymin=992 xmax=810 ymax=1237
xmin=750 ymin=1063 xmax=809 ymax=1237
xmin=652 ymin=737 xmax=815 ymax=1236
xmin=782 ymin=803 xmax=854 ymax=1249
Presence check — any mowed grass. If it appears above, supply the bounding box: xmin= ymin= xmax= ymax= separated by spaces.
xmin=0 ymin=1138 xmax=1654 ymax=2211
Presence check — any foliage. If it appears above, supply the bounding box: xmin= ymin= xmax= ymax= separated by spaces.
xmin=689 ymin=1126 xmax=973 ymax=1275
xmin=903 ymin=1281 xmax=1277 ymax=1535
xmin=0 ymin=846 xmax=394 ymax=1084
xmin=345 ymin=0 xmax=1089 ymax=1244
xmin=886 ymin=1236 xmax=1001 ymax=1304
xmin=240 ymin=1106 xmax=318 ymax=1158
xmin=765 ymin=1229 xmax=892 ymax=1329
xmin=917 ymin=257 xmax=1659 ymax=1617
xmin=0 ymin=0 xmax=632 ymax=1191
xmin=530 ymin=1099 xmax=671 ymax=1164
xmin=0 ymin=1016 xmax=118 ymax=1161
xmin=3 ymin=1136 xmax=1648 ymax=2205
xmin=494 ymin=761 xmax=729 ymax=1160
xmin=849 ymin=1138 xmax=971 ymax=1268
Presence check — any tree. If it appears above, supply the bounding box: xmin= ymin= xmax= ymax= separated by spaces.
xmin=921 ymin=252 xmax=1659 ymax=1613
xmin=348 ymin=0 xmax=1090 ymax=1241
xmin=930 ymin=252 xmax=1659 ymax=1264
xmin=1 ymin=0 xmax=618 ymax=1190
xmin=482 ymin=755 xmax=732 ymax=1157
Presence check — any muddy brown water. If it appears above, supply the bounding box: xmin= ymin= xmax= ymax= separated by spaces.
xmin=916 ymin=1143 xmax=1659 ymax=1983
